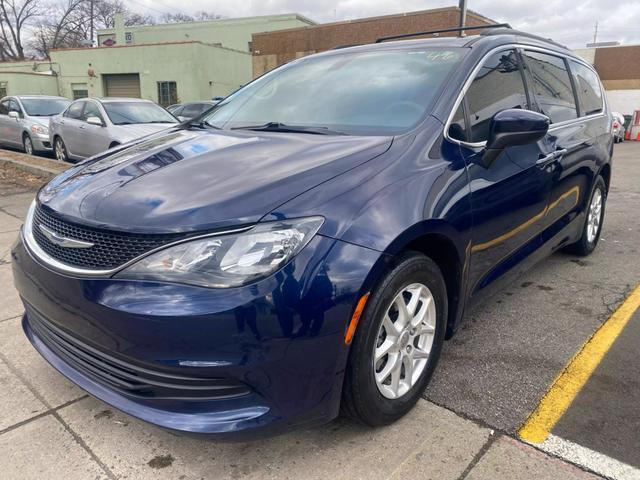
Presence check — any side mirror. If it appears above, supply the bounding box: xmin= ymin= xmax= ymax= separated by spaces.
xmin=481 ymin=109 xmax=550 ymax=168
xmin=8 ymin=110 xmax=20 ymax=119
xmin=86 ymin=116 xmax=104 ymax=126
xmin=177 ymin=115 xmax=188 ymax=122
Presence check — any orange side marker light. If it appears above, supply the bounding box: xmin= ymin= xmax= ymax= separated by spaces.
xmin=344 ymin=292 xmax=370 ymax=345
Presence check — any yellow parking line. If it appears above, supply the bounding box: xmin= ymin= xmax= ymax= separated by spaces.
xmin=519 ymin=283 xmax=640 ymax=443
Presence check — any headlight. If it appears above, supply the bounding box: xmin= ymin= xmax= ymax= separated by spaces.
xmin=30 ymin=124 xmax=48 ymax=135
xmin=116 ymin=217 xmax=324 ymax=288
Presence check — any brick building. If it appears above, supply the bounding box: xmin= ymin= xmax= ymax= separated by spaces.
xmin=251 ymin=7 xmax=496 ymax=77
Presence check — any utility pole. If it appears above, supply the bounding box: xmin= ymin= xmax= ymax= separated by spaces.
xmin=90 ymin=0 xmax=94 ymax=47
xmin=458 ymin=0 xmax=468 ymax=37
xmin=593 ymin=21 xmax=598 ymax=44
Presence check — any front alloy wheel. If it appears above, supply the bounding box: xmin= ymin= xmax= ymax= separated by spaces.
xmin=54 ymin=138 xmax=67 ymax=162
xmin=374 ymin=283 xmax=436 ymax=399
xmin=23 ymin=135 xmax=33 ymax=155
xmin=342 ymin=252 xmax=447 ymax=426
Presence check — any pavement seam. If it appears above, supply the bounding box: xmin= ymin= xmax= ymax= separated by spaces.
xmin=0 ymin=205 xmax=23 ymax=221
xmin=0 ymin=314 xmax=22 ymax=323
xmin=425 ymin=397 xmax=610 ymax=479
xmin=0 ymin=395 xmax=88 ymax=436
xmin=0 ymin=350 xmax=117 ymax=479
xmin=456 ymin=432 xmax=499 ymax=480
xmin=52 ymin=410 xmax=118 ymax=480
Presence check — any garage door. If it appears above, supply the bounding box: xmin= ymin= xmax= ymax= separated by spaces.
xmin=103 ymin=74 xmax=141 ymax=98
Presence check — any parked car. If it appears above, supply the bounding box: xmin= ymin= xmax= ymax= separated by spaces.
xmin=13 ymin=27 xmax=612 ymax=440
xmin=612 ymin=111 xmax=625 ymax=143
xmin=49 ymin=97 xmax=178 ymax=162
xmin=167 ymin=101 xmax=219 ymax=121
xmin=0 ymin=95 xmax=70 ymax=155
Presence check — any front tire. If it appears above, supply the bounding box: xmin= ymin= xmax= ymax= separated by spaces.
xmin=54 ymin=137 xmax=68 ymax=162
xmin=341 ymin=252 xmax=447 ymax=426
xmin=23 ymin=134 xmax=34 ymax=155
xmin=565 ymin=176 xmax=606 ymax=256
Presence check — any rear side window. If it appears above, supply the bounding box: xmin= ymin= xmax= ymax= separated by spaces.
xmin=569 ymin=60 xmax=603 ymax=116
xmin=64 ymin=101 xmax=85 ymax=120
xmin=521 ymin=51 xmax=577 ymax=124
xmin=463 ymin=49 xmax=528 ymax=143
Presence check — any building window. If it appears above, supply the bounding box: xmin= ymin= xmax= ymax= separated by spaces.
xmin=125 ymin=32 xmax=133 ymax=44
xmin=0 ymin=81 xmax=7 ymax=98
xmin=157 ymin=81 xmax=178 ymax=107
xmin=71 ymin=83 xmax=88 ymax=100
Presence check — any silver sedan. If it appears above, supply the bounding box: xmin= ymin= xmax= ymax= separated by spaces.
xmin=0 ymin=95 xmax=70 ymax=155
xmin=49 ymin=97 xmax=178 ymax=162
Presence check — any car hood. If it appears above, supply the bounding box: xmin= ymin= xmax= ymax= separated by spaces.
xmin=38 ymin=128 xmax=393 ymax=233
xmin=26 ymin=117 xmax=50 ymax=129
xmin=111 ymin=123 xmax=177 ymax=142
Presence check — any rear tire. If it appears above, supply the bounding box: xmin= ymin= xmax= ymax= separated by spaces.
xmin=22 ymin=134 xmax=34 ymax=156
xmin=54 ymin=137 xmax=68 ymax=162
xmin=341 ymin=252 xmax=447 ymax=426
xmin=565 ymin=176 xmax=606 ymax=256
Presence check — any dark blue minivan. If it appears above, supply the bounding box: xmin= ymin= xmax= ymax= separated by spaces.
xmin=12 ymin=26 xmax=612 ymax=439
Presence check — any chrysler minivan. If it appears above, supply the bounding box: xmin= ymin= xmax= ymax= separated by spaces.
xmin=12 ymin=26 xmax=612 ymax=439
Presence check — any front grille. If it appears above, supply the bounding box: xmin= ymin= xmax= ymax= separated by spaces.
xmin=32 ymin=205 xmax=186 ymax=270
xmin=26 ymin=305 xmax=250 ymax=401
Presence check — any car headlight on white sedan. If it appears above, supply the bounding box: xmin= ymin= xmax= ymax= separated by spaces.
xmin=30 ymin=124 xmax=48 ymax=136
xmin=116 ymin=217 xmax=324 ymax=288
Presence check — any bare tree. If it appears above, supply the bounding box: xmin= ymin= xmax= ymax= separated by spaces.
xmin=160 ymin=11 xmax=222 ymax=24
xmin=0 ymin=0 xmax=42 ymax=60
xmin=30 ymin=0 xmax=153 ymax=58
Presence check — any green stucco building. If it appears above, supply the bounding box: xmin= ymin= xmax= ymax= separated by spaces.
xmin=0 ymin=13 xmax=314 ymax=105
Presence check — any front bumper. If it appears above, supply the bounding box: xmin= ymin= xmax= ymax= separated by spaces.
xmin=12 ymin=232 xmax=383 ymax=439
xmin=32 ymin=134 xmax=52 ymax=151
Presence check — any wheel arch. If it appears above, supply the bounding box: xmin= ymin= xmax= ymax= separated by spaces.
xmin=598 ymin=162 xmax=611 ymax=194
xmin=376 ymin=220 xmax=468 ymax=339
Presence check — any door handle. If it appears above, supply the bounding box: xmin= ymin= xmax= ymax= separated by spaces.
xmin=537 ymin=148 xmax=567 ymax=167
xmin=79 ymin=125 xmax=86 ymax=129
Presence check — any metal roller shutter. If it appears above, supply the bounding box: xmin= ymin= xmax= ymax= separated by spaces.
xmin=103 ymin=74 xmax=141 ymax=98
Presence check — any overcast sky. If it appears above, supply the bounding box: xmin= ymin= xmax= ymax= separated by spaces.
xmin=124 ymin=0 xmax=640 ymax=49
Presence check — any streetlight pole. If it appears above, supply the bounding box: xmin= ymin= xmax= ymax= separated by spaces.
xmin=458 ymin=0 xmax=468 ymax=37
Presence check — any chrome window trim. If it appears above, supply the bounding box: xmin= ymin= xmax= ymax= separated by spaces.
xmin=443 ymin=43 xmax=606 ymax=149
xmin=22 ymin=200 xmax=253 ymax=278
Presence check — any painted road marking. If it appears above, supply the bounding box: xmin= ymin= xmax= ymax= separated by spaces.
xmin=527 ymin=434 xmax=640 ymax=480
xmin=519 ymin=283 xmax=640 ymax=443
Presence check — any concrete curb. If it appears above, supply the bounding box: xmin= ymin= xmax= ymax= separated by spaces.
xmin=0 ymin=155 xmax=66 ymax=181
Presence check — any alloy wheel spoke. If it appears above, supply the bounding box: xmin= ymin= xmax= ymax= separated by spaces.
xmin=375 ymin=339 xmax=396 ymax=361
xmin=389 ymin=354 xmax=403 ymax=395
xmin=402 ymin=354 xmax=414 ymax=385
xmin=413 ymin=347 xmax=430 ymax=359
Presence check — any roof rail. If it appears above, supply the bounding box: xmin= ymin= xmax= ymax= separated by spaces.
xmin=375 ymin=23 xmax=512 ymax=43
xmin=480 ymin=27 xmax=568 ymax=50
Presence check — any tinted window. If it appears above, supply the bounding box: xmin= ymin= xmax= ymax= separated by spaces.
xmin=464 ymin=49 xmax=528 ymax=143
xmin=569 ymin=60 xmax=603 ymax=116
xmin=206 ymin=48 xmax=465 ymax=135
xmin=20 ymin=98 xmax=70 ymax=116
xmin=0 ymin=99 xmax=8 ymax=115
xmin=182 ymin=103 xmax=211 ymax=118
xmin=65 ymin=101 xmax=85 ymax=119
xmin=522 ymin=51 xmax=577 ymax=123
xmin=82 ymin=102 xmax=104 ymax=122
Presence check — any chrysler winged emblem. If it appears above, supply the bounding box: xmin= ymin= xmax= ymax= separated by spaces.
xmin=38 ymin=224 xmax=94 ymax=249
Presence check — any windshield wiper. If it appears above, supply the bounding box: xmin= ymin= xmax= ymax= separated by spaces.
xmin=184 ymin=119 xmax=221 ymax=130
xmin=231 ymin=122 xmax=345 ymax=135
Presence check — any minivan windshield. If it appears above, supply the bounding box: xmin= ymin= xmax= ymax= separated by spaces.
xmin=21 ymin=98 xmax=70 ymax=116
xmin=103 ymin=102 xmax=178 ymax=125
xmin=204 ymin=47 xmax=465 ymax=135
